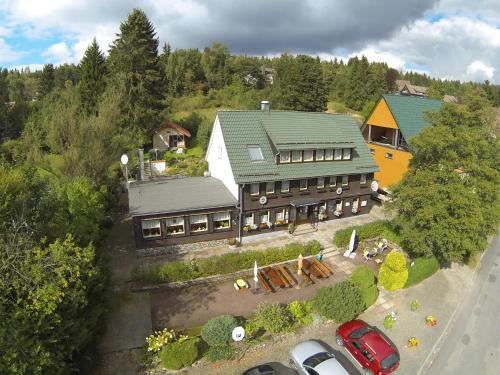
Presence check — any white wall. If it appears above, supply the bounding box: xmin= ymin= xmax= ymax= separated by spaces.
xmin=205 ymin=115 xmax=239 ymax=199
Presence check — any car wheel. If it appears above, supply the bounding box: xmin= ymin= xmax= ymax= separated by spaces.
xmin=364 ymin=369 xmax=374 ymax=375
xmin=336 ymin=334 xmax=344 ymax=347
xmin=289 ymin=359 xmax=297 ymax=370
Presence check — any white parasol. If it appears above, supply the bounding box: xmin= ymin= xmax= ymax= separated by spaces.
xmin=297 ymin=253 xmax=303 ymax=276
xmin=349 ymin=229 xmax=357 ymax=254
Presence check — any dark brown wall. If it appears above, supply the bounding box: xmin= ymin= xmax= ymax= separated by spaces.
xmin=133 ymin=206 xmax=238 ymax=249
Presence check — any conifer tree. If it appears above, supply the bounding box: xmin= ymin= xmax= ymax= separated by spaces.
xmin=78 ymin=38 xmax=106 ymax=115
xmin=38 ymin=64 xmax=55 ymax=99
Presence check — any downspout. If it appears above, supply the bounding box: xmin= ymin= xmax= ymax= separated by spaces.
xmin=238 ymin=184 xmax=244 ymax=244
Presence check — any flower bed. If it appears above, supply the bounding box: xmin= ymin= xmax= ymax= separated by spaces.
xmin=333 ymin=220 xmax=402 ymax=248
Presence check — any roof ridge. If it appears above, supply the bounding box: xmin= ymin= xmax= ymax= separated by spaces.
xmin=217 ymin=109 xmax=353 ymax=116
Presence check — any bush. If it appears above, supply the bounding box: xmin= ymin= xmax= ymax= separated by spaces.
xmin=288 ymin=300 xmax=314 ymax=325
xmin=206 ymin=344 xmax=237 ymax=362
xmin=159 ymin=338 xmax=200 ymax=370
xmin=314 ymin=281 xmax=364 ymax=323
xmin=133 ymin=240 xmax=321 ymax=285
xmin=244 ymin=318 xmax=263 ymax=340
xmin=201 ymin=315 xmax=238 ymax=347
xmin=351 ymin=265 xmax=375 ymax=290
xmin=379 ymin=251 xmax=408 ymax=291
xmin=359 ymin=284 xmax=379 ymax=308
xmin=333 ymin=220 xmax=401 ymax=248
xmin=405 ymin=256 xmax=440 ymax=288
xmin=255 ymin=302 xmax=293 ymax=333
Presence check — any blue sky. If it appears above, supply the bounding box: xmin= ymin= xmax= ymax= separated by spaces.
xmin=0 ymin=0 xmax=498 ymax=83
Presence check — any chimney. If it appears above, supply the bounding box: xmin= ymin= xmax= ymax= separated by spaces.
xmin=260 ymin=100 xmax=270 ymax=111
xmin=138 ymin=149 xmax=145 ymax=181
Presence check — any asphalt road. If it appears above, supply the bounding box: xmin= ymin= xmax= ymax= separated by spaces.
xmin=424 ymin=235 xmax=500 ymax=375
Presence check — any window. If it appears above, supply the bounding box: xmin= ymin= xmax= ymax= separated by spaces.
xmin=281 ymin=180 xmax=290 ymax=193
xmin=303 ymin=150 xmax=314 ymax=162
xmin=165 ymin=217 xmax=185 ymax=235
xmin=190 ymin=215 xmax=208 ymax=232
xmin=250 ymin=183 xmax=260 ymax=196
xmin=275 ymin=208 xmax=289 ymax=223
xmin=370 ymin=148 xmax=375 ymax=155
xmin=218 ymin=145 xmax=223 ymax=159
xmin=334 ymin=149 xmax=342 ymax=160
xmin=335 ymin=200 xmax=343 ymax=212
xmin=342 ymin=175 xmax=349 ymax=186
xmin=244 ymin=213 xmax=254 ymax=226
xmin=266 ymin=181 xmax=275 ymax=194
xmin=343 ymin=148 xmax=351 ymax=160
xmin=280 ymin=151 xmax=291 ymax=163
xmin=315 ymin=149 xmax=324 ymax=161
xmin=329 ymin=176 xmax=337 ymax=187
xmin=361 ymin=200 xmax=367 ymax=207
xmin=248 ymin=145 xmax=264 ymax=161
xmin=325 ymin=149 xmax=334 ymax=160
xmin=292 ymin=150 xmax=302 ymax=162
xmin=360 ymin=174 xmax=367 ymax=185
xmin=300 ymin=179 xmax=308 ymax=191
xmin=317 ymin=177 xmax=325 ymax=188
xmin=385 ymin=152 xmax=393 ymax=159
xmin=213 ymin=212 xmax=231 ymax=230
xmin=141 ymin=219 xmax=161 ymax=238
xmin=260 ymin=211 xmax=270 ymax=224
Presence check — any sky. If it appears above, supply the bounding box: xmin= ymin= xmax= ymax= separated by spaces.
xmin=0 ymin=0 xmax=499 ymax=83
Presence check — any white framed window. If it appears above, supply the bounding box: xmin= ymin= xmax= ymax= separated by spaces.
xmin=244 ymin=213 xmax=254 ymax=226
xmin=342 ymin=175 xmax=349 ymax=186
xmin=280 ymin=151 xmax=291 ymax=163
xmin=317 ymin=177 xmax=325 ymax=189
xmin=190 ymin=214 xmax=208 ymax=232
xmin=361 ymin=200 xmax=368 ymax=207
xmin=281 ymin=180 xmax=290 ymax=193
xmin=300 ymin=179 xmax=308 ymax=191
xmin=275 ymin=208 xmax=289 ymax=223
xmin=360 ymin=174 xmax=367 ymax=185
xmin=329 ymin=176 xmax=337 ymax=187
xmin=266 ymin=181 xmax=275 ymax=194
xmin=342 ymin=148 xmax=351 ymax=160
xmin=250 ymin=183 xmax=260 ymax=196
xmin=385 ymin=152 xmax=393 ymax=159
xmin=292 ymin=150 xmax=302 ymax=162
xmin=335 ymin=200 xmax=343 ymax=212
xmin=141 ymin=219 xmax=161 ymax=238
xmin=325 ymin=149 xmax=334 ymax=160
xmin=248 ymin=145 xmax=264 ymax=161
xmin=334 ymin=149 xmax=342 ymax=160
xmin=315 ymin=149 xmax=324 ymax=161
xmin=165 ymin=216 xmax=185 ymax=236
xmin=303 ymin=150 xmax=314 ymax=162
xmin=213 ymin=212 xmax=231 ymax=230
xmin=260 ymin=211 xmax=270 ymax=224
xmin=370 ymin=148 xmax=375 ymax=155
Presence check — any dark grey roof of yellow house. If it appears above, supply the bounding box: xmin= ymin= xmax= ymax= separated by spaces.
xmin=383 ymin=94 xmax=441 ymax=140
xmin=217 ymin=110 xmax=378 ymax=184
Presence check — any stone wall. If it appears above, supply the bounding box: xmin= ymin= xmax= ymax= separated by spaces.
xmin=136 ymin=238 xmax=229 ymax=257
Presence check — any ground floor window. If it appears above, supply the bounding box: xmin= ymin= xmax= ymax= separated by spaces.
xmin=244 ymin=213 xmax=254 ymax=226
xmin=361 ymin=200 xmax=367 ymax=207
xmin=141 ymin=219 xmax=161 ymax=238
xmin=213 ymin=211 xmax=231 ymax=230
xmin=166 ymin=216 xmax=185 ymax=235
xmin=190 ymin=214 xmax=208 ymax=233
xmin=319 ymin=202 xmax=328 ymax=220
xmin=275 ymin=208 xmax=289 ymax=225
xmin=334 ymin=200 xmax=343 ymax=216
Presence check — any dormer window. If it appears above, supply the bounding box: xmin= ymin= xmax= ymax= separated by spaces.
xmin=303 ymin=150 xmax=314 ymax=162
xmin=315 ymin=149 xmax=324 ymax=161
xmin=292 ymin=150 xmax=302 ymax=163
xmin=280 ymin=151 xmax=291 ymax=163
xmin=334 ymin=149 xmax=342 ymax=160
xmin=325 ymin=149 xmax=334 ymax=160
xmin=248 ymin=145 xmax=264 ymax=161
xmin=342 ymin=148 xmax=351 ymax=160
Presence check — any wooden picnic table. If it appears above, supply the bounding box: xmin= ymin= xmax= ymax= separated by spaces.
xmin=303 ymin=258 xmax=328 ymax=279
xmin=257 ymin=271 xmax=274 ymax=293
xmin=292 ymin=262 xmax=314 ymax=286
xmin=277 ymin=264 xmax=295 ymax=288
xmin=312 ymin=258 xmax=333 ymax=276
xmin=264 ymin=266 xmax=286 ymax=289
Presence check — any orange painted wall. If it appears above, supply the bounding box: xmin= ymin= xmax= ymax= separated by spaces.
xmin=367 ymin=98 xmax=398 ymax=129
xmin=370 ymin=144 xmax=412 ymax=189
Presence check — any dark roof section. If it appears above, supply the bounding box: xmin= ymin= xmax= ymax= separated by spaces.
xmin=128 ymin=177 xmax=237 ymax=216
xmin=153 ymin=122 xmax=192 ymax=138
xmin=217 ymin=110 xmax=378 ymax=184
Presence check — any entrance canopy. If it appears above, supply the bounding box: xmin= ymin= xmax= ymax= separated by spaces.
xmin=290 ymin=198 xmax=321 ymax=207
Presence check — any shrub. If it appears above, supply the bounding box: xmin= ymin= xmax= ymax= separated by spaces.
xmin=333 ymin=220 xmax=401 ymax=248
xmin=405 ymin=256 xmax=440 ymax=288
xmin=351 ymin=265 xmax=375 ymax=290
xmin=145 ymin=328 xmax=180 ymax=352
xmin=383 ymin=314 xmax=396 ymax=329
xmin=314 ymin=281 xmax=364 ymax=323
xmin=201 ymin=315 xmax=238 ymax=347
xmin=206 ymin=344 xmax=237 ymax=362
xmin=159 ymin=338 xmax=200 ymax=370
xmin=255 ymin=302 xmax=293 ymax=333
xmin=288 ymin=300 xmax=314 ymax=325
xmin=359 ymin=284 xmax=379 ymax=308
xmin=244 ymin=318 xmax=263 ymax=340
xmin=379 ymin=251 xmax=408 ymax=291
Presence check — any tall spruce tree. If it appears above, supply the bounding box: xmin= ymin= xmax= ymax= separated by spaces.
xmin=38 ymin=64 xmax=55 ymax=99
xmin=78 ymin=38 xmax=106 ymax=115
xmin=107 ymin=8 xmax=163 ymax=131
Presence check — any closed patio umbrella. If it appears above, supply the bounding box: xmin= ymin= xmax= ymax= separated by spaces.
xmin=349 ymin=229 xmax=357 ymax=254
xmin=253 ymin=261 xmax=259 ymax=286
xmin=297 ymin=253 xmax=303 ymax=276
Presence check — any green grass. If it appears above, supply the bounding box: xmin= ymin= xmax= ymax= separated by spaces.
xmin=333 ymin=220 xmax=402 ymax=248
xmin=404 ymin=256 xmax=440 ymax=288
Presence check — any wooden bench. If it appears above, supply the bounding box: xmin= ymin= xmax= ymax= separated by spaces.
xmin=312 ymin=258 xmax=333 ymax=276
xmin=258 ymin=271 xmax=274 ymax=293
xmin=303 ymin=258 xmax=327 ymax=279
xmin=292 ymin=263 xmax=314 ymax=286
xmin=277 ymin=264 xmax=295 ymax=287
xmin=264 ymin=266 xmax=286 ymax=289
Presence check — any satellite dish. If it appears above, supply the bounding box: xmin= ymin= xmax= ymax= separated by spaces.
xmin=371 ymin=180 xmax=379 ymax=192
xmin=336 ymin=187 xmax=343 ymax=195
xmin=232 ymin=326 xmax=245 ymax=342
xmin=259 ymin=196 xmax=268 ymax=205
xmin=120 ymin=154 xmax=129 ymax=165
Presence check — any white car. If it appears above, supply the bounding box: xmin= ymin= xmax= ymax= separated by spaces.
xmin=289 ymin=340 xmax=349 ymax=375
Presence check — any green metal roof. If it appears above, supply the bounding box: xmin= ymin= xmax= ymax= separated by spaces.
xmin=217 ymin=110 xmax=378 ymax=184
xmin=383 ymin=94 xmax=441 ymax=140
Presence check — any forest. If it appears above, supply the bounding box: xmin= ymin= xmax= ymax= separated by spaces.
xmin=0 ymin=8 xmax=498 ymax=374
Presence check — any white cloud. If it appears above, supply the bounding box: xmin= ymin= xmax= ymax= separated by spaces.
xmin=466 ymin=60 xmax=495 ymax=81
xmin=0 ymin=38 xmax=23 ymax=64
xmin=349 ymin=48 xmax=406 ymax=70
xmin=43 ymin=42 xmax=73 ymax=64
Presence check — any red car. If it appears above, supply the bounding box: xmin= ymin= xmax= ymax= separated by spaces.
xmin=336 ymin=320 xmax=400 ymax=375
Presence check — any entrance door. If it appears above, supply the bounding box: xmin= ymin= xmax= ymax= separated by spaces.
xmin=296 ymin=206 xmax=308 ymax=223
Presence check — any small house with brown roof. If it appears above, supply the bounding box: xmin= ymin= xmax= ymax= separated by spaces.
xmin=152 ymin=122 xmax=192 ymax=150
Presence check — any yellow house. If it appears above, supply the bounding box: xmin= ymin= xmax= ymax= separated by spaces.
xmin=361 ymin=94 xmax=441 ymax=189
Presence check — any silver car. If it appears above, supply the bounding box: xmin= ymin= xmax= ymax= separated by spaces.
xmin=289 ymin=340 xmax=349 ymax=375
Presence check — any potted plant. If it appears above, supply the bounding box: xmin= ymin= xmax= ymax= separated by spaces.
xmin=259 ymin=222 xmax=269 ymax=230
xmin=228 ymin=238 xmax=239 ymax=249
xmin=242 ymin=225 xmax=251 ymax=233
xmin=288 ymin=223 xmax=296 ymax=234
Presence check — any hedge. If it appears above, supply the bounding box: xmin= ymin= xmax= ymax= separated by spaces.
xmin=405 ymin=256 xmax=440 ymax=288
xmin=159 ymin=338 xmax=200 ymax=370
xmin=133 ymin=240 xmax=321 ymax=285
xmin=333 ymin=220 xmax=402 ymax=248
xmin=314 ymin=281 xmax=364 ymax=323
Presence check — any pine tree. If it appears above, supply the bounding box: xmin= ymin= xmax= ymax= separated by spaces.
xmin=78 ymin=38 xmax=106 ymax=115
xmin=107 ymin=8 xmax=163 ymax=131
xmin=38 ymin=64 xmax=55 ymax=99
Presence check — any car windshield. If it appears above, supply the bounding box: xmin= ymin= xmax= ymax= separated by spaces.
xmin=381 ymin=352 xmax=400 ymax=369
xmin=349 ymin=326 xmax=373 ymax=339
xmin=303 ymin=352 xmax=333 ymax=368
